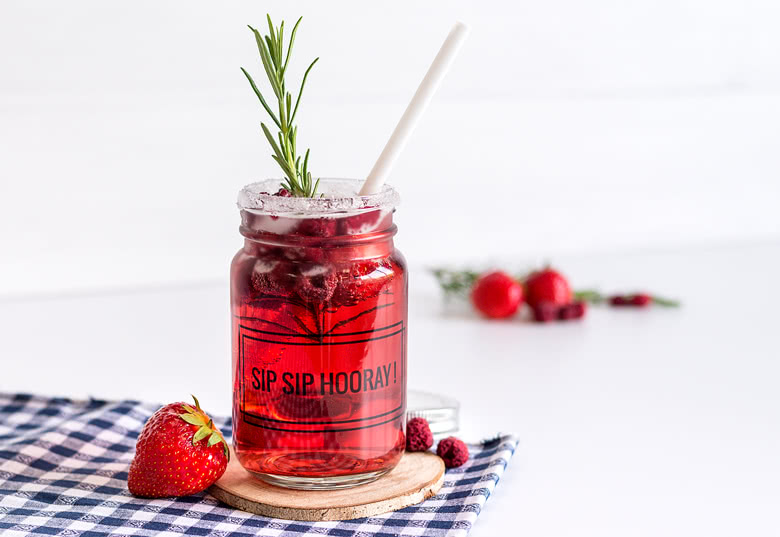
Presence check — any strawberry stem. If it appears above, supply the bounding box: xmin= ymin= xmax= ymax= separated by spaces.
xmin=178 ymin=395 xmax=230 ymax=460
xmin=651 ymin=295 xmax=680 ymax=307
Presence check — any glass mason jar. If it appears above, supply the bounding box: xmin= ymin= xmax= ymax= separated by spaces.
xmin=230 ymin=179 xmax=407 ymax=489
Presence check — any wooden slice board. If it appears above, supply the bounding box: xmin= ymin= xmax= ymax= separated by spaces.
xmin=209 ymin=449 xmax=445 ymax=521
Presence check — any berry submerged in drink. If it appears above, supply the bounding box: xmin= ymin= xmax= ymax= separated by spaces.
xmin=231 ymin=181 xmax=407 ymax=489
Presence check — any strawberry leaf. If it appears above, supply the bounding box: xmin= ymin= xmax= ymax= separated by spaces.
xmin=193 ymin=425 xmax=211 ymax=444
xmin=207 ymin=432 xmax=222 ymax=447
xmin=180 ymin=413 xmax=205 ymax=426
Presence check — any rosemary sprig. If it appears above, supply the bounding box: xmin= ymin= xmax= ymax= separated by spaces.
xmin=431 ymin=268 xmax=482 ymax=299
xmin=241 ymin=15 xmax=320 ymax=197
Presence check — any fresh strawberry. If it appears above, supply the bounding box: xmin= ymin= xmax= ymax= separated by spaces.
xmin=470 ymin=271 xmax=523 ymax=319
xmin=524 ymin=268 xmax=572 ymax=309
xmin=128 ymin=396 xmax=229 ymax=498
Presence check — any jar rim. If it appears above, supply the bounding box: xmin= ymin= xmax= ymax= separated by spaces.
xmin=238 ymin=178 xmax=400 ymax=217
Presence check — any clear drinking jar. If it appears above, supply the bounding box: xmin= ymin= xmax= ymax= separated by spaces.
xmin=230 ymin=179 xmax=407 ymax=489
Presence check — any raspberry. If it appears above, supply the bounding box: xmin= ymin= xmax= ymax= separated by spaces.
xmin=281 ymin=245 xmax=328 ymax=265
xmin=295 ymin=217 xmax=338 ymax=237
xmin=332 ymin=260 xmax=389 ymax=307
xmin=405 ymin=417 xmax=434 ymax=452
xmin=295 ymin=266 xmax=338 ymax=303
xmin=611 ymin=293 xmax=653 ymax=307
xmin=609 ymin=295 xmax=630 ymax=306
xmin=436 ymin=436 xmax=469 ymax=468
xmin=558 ymin=301 xmax=587 ymax=320
xmin=337 ymin=210 xmax=384 ymax=235
xmin=532 ymin=301 xmax=559 ymax=322
xmin=251 ymin=260 xmax=295 ymax=297
xmin=630 ymin=293 xmax=652 ymax=307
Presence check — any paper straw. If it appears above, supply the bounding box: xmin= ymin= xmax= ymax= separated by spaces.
xmin=359 ymin=22 xmax=470 ymax=196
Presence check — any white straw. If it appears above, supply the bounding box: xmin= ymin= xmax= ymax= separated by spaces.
xmin=359 ymin=22 xmax=470 ymax=196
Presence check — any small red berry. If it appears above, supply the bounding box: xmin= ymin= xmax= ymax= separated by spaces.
xmin=406 ymin=417 xmax=434 ymax=452
xmin=274 ymin=187 xmax=292 ymax=197
xmin=609 ymin=295 xmax=630 ymax=306
xmin=295 ymin=217 xmax=338 ymax=237
xmin=558 ymin=301 xmax=587 ymax=320
xmin=524 ymin=268 xmax=572 ymax=309
xmin=470 ymin=271 xmax=523 ymax=319
xmin=532 ymin=301 xmax=559 ymax=323
xmin=337 ymin=209 xmax=389 ymax=235
xmin=610 ymin=294 xmax=653 ymax=307
xmin=630 ymin=293 xmax=652 ymax=307
xmin=295 ymin=267 xmax=338 ymax=303
xmin=436 ymin=436 xmax=469 ymax=468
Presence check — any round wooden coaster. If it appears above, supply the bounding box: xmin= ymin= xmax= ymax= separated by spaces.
xmin=209 ymin=449 xmax=445 ymax=521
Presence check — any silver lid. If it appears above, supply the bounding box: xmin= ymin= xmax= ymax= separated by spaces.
xmin=407 ymin=390 xmax=460 ymax=438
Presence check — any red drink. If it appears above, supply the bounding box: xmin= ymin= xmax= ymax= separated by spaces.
xmin=230 ymin=180 xmax=407 ymax=489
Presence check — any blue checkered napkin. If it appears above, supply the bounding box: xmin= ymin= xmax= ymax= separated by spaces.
xmin=0 ymin=393 xmax=517 ymax=537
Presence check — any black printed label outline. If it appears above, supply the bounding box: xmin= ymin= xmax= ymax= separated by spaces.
xmin=239 ymin=321 xmax=405 ymax=433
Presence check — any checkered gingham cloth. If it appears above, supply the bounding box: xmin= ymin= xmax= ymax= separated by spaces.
xmin=0 ymin=393 xmax=517 ymax=537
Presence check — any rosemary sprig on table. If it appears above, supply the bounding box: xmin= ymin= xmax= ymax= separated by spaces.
xmin=241 ymin=15 xmax=320 ymax=197
xmin=431 ymin=268 xmax=483 ymax=298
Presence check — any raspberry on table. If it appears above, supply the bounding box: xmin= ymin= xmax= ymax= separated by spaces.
xmin=558 ymin=301 xmax=587 ymax=320
xmin=436 ymin=436 xmax=469 ymax=468
xmin=609 ymin=295 xmax=630 ymax=306
xmin=406 ymin=417 xmax=434 ymax=452
xmin=630 ymin=293 xmax=652 ymax=307
xmin=532 ymin=301 xmax=559 ymax=322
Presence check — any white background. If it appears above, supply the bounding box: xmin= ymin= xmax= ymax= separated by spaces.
xmin=2 ymin=0 xmax=779 ymax=296
xmin=2 ymin=2 xmax=780 ymax=536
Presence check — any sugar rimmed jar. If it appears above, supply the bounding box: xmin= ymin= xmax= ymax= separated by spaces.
xmin=230 ymin=179 xmax=407 ymax=489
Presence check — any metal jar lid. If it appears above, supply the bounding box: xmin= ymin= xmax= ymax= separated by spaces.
xmin=407 ymin=390 xmax=460 ymax=438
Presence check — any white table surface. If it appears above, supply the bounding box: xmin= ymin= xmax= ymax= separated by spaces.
xmin=2 ymin=240 xmax=779 ymax=536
